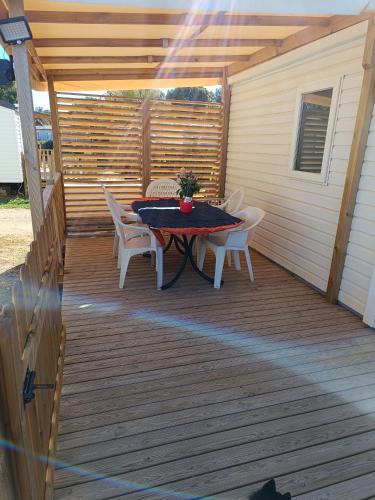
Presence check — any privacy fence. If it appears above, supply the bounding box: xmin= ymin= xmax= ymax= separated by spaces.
xmin=0 ymin=174 xmax=65 ymax=500
xmin=55 ymin=92 xmax=225 ymax=235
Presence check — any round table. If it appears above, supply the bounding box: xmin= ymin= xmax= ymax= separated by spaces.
xmin=132 ymin=198 xmax=243 ymax=289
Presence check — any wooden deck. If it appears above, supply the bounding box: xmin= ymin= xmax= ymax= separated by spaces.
xmin=55 ymin=236 xmax=375 ymax=500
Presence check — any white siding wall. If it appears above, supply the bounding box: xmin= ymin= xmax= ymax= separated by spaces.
xmin=338 ymin=108 xmax=375 ymax=314
xmin=0 ymin=106 xmax=23 ymax=183
xmin=226 ymin=21 xmax=367 ymax=293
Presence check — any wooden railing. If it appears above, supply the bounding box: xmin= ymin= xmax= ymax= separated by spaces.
xmin=0 ymin=174 xmax=66 ymax=500
xmin=39 ymin=148 xmax=55 ymax=182
xmin=55 ymin=92 xmax=224 ymax=235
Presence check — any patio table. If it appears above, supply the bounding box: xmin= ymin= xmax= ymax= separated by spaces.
xmin=132 ymin=198 xmax=243 ymax=289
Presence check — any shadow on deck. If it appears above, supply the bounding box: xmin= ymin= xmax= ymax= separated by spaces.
xmin=55 ymin=236 xmax=375 ymax=500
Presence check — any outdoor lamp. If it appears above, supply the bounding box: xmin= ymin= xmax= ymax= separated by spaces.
xmin=0 ymin=16 xmax=32 ymax=45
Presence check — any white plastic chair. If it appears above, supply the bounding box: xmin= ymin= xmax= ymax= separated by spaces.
xmin=103 ymin=186 xmax=140 ymax=258
xmin=218 ymin=187 xmax=245 ymax=214
xmin=198 ymin=206 xmax=266 ymax=289
xmin=146 ymin=178 xmax=179 ymax=197
xmin=114 ymin=216 xmax=163 ymax=289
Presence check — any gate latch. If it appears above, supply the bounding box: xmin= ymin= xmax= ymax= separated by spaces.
xmin=23 ymin=368 xmax=55 ymax=405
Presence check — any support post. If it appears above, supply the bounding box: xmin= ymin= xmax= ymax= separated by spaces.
xmin=9 ymin=0 xmax=44 ymax=235
xmin=364 ymin=265 xmax=375 ymax=327
xmin=141 ymin=100 xmax=151 ymax=195
xmin=219 ymin=68 xmax=231 ymax=199
xmin=0 ymin=412 xmax=16 ymax=500
xmin=47 ymin=77 xmax=62 ymax=174
xmin=326 ymin=19 xmax=375 ymax=303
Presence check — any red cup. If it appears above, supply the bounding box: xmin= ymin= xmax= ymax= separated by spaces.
xmin=179 ymin=199 xmax=193 ymax=213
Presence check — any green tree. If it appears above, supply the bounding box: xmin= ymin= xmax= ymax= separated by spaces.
xmin=214 ymin=86 xmax=222 ymax=103
xmin=0 ymin=81 xmax=17 ymax=105
xmin=34 ymin=106 xmax=51 ymax=125
xmin=34 ymin=106 xmax=50 ymax=114
xmin=165 ymin=86 xmax=217 ymax=102
xmin=106 ymin=88 xmax=165 ymax=99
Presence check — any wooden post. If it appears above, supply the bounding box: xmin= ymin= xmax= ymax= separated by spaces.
xmin=47 ymin=77 xmax=62 ymax=174
xmin=0 ymin=413 xmax=16 ymax=500
xmin=9 ymin=0 xmax=44 ymax=236
xmin=142 ymin=100 xmax=151 ymax=195
xmin=47 ymin=78 xmax=67 ymax=228
xmin=326 ymin=19 xmax=375 ymax=303
xmin=219 ymin=68 xmax=231 ymax=199
xmin=364 ymin=265 xmax=375 ymax=327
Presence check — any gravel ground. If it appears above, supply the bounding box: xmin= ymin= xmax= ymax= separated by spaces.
xmin=0 ymin=208 xmax=33 ymax=304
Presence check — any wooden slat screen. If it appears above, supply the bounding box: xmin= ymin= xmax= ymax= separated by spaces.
xmin=149 ymin=99 xmax=223 ymax=199
xmin=56 ymin=92 xmax=224 ymax=235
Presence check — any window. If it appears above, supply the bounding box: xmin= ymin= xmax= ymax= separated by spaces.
xmin=290 ymin=80 xmax=340 ymax=183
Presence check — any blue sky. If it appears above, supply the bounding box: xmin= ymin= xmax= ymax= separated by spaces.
xmin=33 ymin=91 xmax=53 ymax=110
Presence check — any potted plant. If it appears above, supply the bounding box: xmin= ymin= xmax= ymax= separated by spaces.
xmin=177 ymin=169 xmax=201 ymax=213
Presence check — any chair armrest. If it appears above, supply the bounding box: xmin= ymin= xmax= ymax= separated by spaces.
xmin=121 ymin=203 xmax=132 ymax=211
xmin=125 ymin=223 xmax=150 ymax=235
xmin=217 ymin=199 xmax=228 ymax=211
xmin=119 ymin=206 xmax=141 ymax=222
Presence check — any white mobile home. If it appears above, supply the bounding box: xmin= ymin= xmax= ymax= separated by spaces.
xmin=226 ymin=21 xmax=375 ymax=321
xmin=0 ymin=100 xmax=23 ymax=184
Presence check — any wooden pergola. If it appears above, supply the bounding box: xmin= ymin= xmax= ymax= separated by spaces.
xmin=3 ymin=3 xmax=370 ymax=92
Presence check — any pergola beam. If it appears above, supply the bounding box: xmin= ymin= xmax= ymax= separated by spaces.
xmin=26 ymin=11 xmax=331 ymax=27
xmin=40 ymin=55 xmax=253 ymax=64
xmin=326 ymin=18 xmax=375 ymax=303
xmin=228 ymin=15 xmax=369 ymax=76
xmin=28 ymin=43 xmax=47 ymax=81
xmin=47 ymin=68 xmax=223 ymax=81
xmin=34 ymin=38 xmax=281 ymax=48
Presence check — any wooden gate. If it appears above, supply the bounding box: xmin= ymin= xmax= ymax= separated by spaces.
xmin=0 ymin=174 xmax=66 ymax=499
xmin=55 ymin=92 xmax=224 ymax=235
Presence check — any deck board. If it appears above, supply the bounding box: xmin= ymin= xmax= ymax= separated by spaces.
xmin=55 ymin=236 xmax=375 ymax=499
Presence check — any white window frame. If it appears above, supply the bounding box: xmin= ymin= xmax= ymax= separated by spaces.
xmin=288 ymin=77 xmax=342 ymax=185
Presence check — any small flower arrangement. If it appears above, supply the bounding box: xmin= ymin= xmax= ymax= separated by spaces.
xmin=177 ymin=168 xmax=201 ymax=201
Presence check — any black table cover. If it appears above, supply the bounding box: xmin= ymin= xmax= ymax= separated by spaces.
xmin=132 ymin=198 xmax=243 ymax=235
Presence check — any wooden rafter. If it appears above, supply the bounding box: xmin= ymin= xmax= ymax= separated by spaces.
xmin=47 ymin=67 xmax=223 ymax=81
xmin=326 ymin=18 xmax=375 ymax=303
xmin=27 ymin=43 xmax=47 ymax=81
xmin=152 ymin=10 xmax=223 ymax=72
xmin=153 ymin=17 xmax=210 ymax=72
xmin=40 ymin=55 xmax=254 ymax=64
xmin=25 ymin=11 xmax=331 ymax=27
xmin=228 ymin=15 xmax=369 ymax=76
xmin=34 ymin=38 xmax=282 ymax=48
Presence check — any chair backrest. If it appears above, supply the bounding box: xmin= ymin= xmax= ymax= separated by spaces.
xmin=224 ymin=187 xmax=245 ymax=214
xmin=146 ymin=178 xmax=179 ymax=197
xmin=227 ymin=206 xmax=265 ymax=246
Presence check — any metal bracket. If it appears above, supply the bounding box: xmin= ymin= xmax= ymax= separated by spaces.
xmin=23 ymin=368 xmax=55 ymax=405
